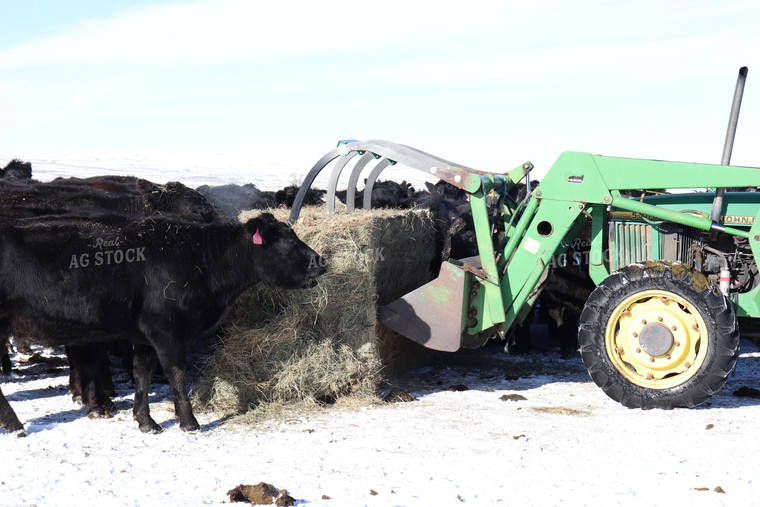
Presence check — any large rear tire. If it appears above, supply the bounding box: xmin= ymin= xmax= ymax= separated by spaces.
xmin=578 ymin=262 xmax=738 ymax=409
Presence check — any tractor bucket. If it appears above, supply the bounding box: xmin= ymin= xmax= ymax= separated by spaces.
xmin=377 ymin=261 xmax=468 ymax=352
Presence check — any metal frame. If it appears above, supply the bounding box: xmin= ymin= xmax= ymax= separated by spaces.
xmin=288 ymin=139 xmax=530 ymax=224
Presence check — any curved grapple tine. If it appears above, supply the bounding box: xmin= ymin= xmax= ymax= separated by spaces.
xmin=346 ymin=152 xmax=374 ymax=212
xmin=289 ymin=148 xmax=341 ymax=224
xmin=362 ymin=158 xmax=391 ymax=210
xmin=342 ymin=140 xmax=489 ymax=192
xmin=326 ymin=152 xmax=358 ymax=213
xmin=292 ymin=139 xmax=521 ymax=223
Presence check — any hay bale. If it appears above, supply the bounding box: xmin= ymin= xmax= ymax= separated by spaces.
xmin=194 ymin=206 xmax=436 ymax=417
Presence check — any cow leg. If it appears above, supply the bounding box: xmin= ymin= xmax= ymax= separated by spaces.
xmin=153 ymin=345 xmax=200 ymax=432
xmin=1 ymin=351 xmax=10 ymax=375
xmin=66 ymin=345 xmax=84 ymax=404
xmin=132 ymin=344 xmax=161 ymax=433
xmin=508 ymin=306 xmax=536 ymax=354
xmin=98 ymin=346 xmax=117 ymax=398
xmin=66 ymin=344 xmax=114 ymax=418
xmin=558 ymin=312 xmax=580 ymax=356
xmin=1 ymin=328 xmax=13 ymax=375
xmin=0 ymin=386 xmax=24 ymax=435
xmin=110 ymin=340 xmax=134 ymax=383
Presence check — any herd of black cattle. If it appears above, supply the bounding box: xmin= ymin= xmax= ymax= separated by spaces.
xmin=0 ymin=158 xmax=594 ymax=435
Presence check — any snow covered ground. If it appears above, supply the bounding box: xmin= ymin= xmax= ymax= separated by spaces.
xmin=2 ymin=339 xmax=760 ymax=506
xmin=1 ymin=151 xmax=760 ymax=506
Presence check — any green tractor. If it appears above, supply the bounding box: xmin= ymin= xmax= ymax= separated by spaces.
xmin=291 ymin=67 xmax=757 ymax=409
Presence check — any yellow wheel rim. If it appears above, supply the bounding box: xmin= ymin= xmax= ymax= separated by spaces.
xmin=604 ymin=290 xmax=708 ymax=389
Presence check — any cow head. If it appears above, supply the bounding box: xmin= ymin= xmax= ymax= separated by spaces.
xmin=1 ymin=159 xmax=32 ymax=181
xmin=244 ymin=213 xmax=327 ymax=289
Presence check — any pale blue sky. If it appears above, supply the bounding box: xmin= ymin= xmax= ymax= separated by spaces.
xmin=1 ymin=0 xmax=759 ymax=175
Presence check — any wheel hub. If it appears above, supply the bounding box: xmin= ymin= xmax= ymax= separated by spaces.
xmin=639 ymin=323 xmax=674 ymax=356
xmin=605 ymin=290 xmax=708 ymax=389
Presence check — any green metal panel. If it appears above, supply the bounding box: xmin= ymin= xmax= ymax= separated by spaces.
xmin=468 ymin=189 xmax=506 ymax=327
xmin=589 ymin=205 xmax=610 ymax=284
xmin=634 ymin=192 xmax=760 ymax=226
xmin=533 ymin=152 xmax=613 ymax=204
xmin=736 ymin=218 xmax=760 ymax=318
xmin=651 ymin=224 xmax=661 ymax=261
xmin=498 ymin=199 xmax=584 ymax=331
xmin=610 ymin=193 xmax=751 ymax=239
xmin=591 ymin=154 xmax=760 ymax=190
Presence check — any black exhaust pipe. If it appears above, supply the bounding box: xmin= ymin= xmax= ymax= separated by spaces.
xmin=709 ymin=66 xmax=749 ymax=235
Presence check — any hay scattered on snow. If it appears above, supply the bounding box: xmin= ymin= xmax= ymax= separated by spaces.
xmin=194 ymin=206 xmax=436 ymax=418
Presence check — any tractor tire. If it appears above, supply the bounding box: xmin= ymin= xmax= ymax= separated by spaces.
xmin=578 ymin=261 xmax=738 ymax=409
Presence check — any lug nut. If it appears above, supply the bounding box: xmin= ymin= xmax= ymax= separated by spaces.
xmin=658 ymin=316 xmax=664 ymax=322
xmin=650 ymin=357 xmax=655 ymax=363
xmin=642 ymin=319 xmax=647 ymax=325
xmin=632 ymin=332 xmax=638 ymax=338
xmin=692 ymin=324 xmax=699 ymax=330
xmin=616 ymin=347 xmax=624 ymax=354
xmin=622 ymin=309 xmax=631 ymax=316
xmin=636 ymin=348 xmax=642 ymax=353
xmin=647 ymin=373 xmax=654 ymax=380
xmin=666 ymin=354 xmax=671 ymax=360
xmin=675 ymin=341 xmax=681 ymax=347
xmin=661 ymin=297 xmax=668 ymax=304
xmin=671 ymin=325 xmax=677 ymax=331
xmin=685 ymin=362 xmax=691 ymax=368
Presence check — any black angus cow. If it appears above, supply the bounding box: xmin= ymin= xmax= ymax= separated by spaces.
xmin=196 ymin=183 xmax=275 ymax=218
xmin=0 ymin=159 xmax=32 ymax=181
xmin=0 ymin=212 xmax=326 ymax=434
xmin=0 ymin=175 xmax=224 ymax=410
xmin=196 ymin=183 xmax=326 ymax=217
xmin=274 ymin=184 xmax=325 ymax=209
xmin=0 ymin=160 xmax=34 ymax=375
xmin=335 ymin=180 xmax=415 ymax=210
xmin=0 ymin=159 xmax=33 ymax=375
xmin=0 ymin=176 xmax=220 ymax=222
xmin=368 ymin=180 xmax=415 ymax=209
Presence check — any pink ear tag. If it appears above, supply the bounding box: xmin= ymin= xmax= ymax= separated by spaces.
xmin=253 ymin=228 xmax=263 ymax=245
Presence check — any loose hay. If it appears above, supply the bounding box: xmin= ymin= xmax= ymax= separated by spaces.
xmin=194 ymin=206 xmax=436 ymax=418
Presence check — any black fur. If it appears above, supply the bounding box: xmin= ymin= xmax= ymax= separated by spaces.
xmin=0 ymin=212 xmax=326 ymax=433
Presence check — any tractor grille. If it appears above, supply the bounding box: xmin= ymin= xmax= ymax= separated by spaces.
xmin=610 ymin=222 xmax=699 ymax=271
xmin=610 ymin=223 xmax=653 ymax=271
xmin=662 ymin=223 xmax=698 ymax=267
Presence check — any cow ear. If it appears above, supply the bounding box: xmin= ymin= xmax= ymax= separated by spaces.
xmin=245 ymin=213 xmax=278 ymax=245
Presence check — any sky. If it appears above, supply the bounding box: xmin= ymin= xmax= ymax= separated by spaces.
xmin=1 ymin=0 xmax=759 ymax=178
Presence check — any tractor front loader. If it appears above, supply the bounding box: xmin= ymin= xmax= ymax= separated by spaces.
xmin=290 ymin=67 xmax=760 ymax=409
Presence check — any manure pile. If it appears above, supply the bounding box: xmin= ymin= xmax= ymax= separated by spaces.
xmin=194 ymin=207 xmax=436 ymax=417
